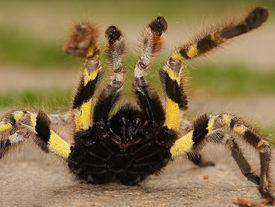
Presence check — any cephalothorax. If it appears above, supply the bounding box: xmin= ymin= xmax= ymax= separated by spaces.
xmin=0 ymin=7 xmax=274 ymax=205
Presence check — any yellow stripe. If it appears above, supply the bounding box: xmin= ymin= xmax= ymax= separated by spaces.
xmin=164 ymin=98 xmax=180 ymax=131
xmin=222 ymin=114 xmax=247 ymax=135
xmin=13 ymin=111 xmax=24 ymax=123
xmin=187 ymin=44 xmax=199 ymax=58
xmin=84 ymin=68 xmax=99 ymax=85
xmin=166 ymin=66 xmax=180 ymax=84
xmin=233 ymin=125 xmax=247 ymax=135
xmin=222 ymin=114 xmax=231 ymax=126
xmin=75 ymin=99 xmax=93 ymax=131
xmin=0 ymin=122 xmax=12 ymax=132
xmin=75 ymin=67 xmax=100 ymax=131
xmin=171 ymin=53 xmax=184 ymax=61
xmin=207 ymin=116 xmax=215 ymax=134
xmin=211 ymin=34 xmax=216 ymax=42
xmin=85 ymin=46 xmax=100 ymax=60
xmin=171 ymin=131 xmax=194 ymax=158
xmin=30 ymin=113 xmax=37 ymax=130
xmin=75 ymin=110 xmax=81 ymax=131
xmin=48 ymin=130 xmax=71 ymax=158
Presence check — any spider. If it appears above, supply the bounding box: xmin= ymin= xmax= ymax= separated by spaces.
xmin=0 ymin=6 xmax=274 ymax=205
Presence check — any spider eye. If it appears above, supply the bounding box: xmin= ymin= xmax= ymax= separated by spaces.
xmin=149 ymin=16 xmax=168 ymax=35
xmin=105 ymin=25 xmax=122 ymax=43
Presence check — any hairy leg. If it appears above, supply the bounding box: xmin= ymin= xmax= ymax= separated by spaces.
xmin=134 ymin=16 xmax=167 ymax=127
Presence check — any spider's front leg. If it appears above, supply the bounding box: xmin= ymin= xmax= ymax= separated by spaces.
xmin=168 ymin=6 xmax=269 ymax=167
xmin=0 ymin=20 xmax=105 ymax=161
xmin=169 ymin=7 xmax=274 ymax=203
xmin=133 ymin=16 xmax=167 ymax=127
xmin=92 ymin=25 xmax=125 ymax=127
xmin=64 ymin=21 xmax=103 ymax=132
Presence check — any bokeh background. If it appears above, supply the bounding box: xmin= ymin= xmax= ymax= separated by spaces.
xmin=0 ymin=0 xmax=275 ymax=140
xmin=1 ymin=1 xmax=275 ymax=206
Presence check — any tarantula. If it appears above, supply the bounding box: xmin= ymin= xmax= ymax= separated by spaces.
xmin=0 ymin=6 xmax=274 ymax=205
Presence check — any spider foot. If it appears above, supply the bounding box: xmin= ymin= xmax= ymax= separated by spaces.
xmin=197 ymin=161 xmax=215 ymax=167
xmin=233 ymin=198 xmax=262 ymax=207
xmin=187 ymin=153 xmax=215 ymax=167
xmin=259 ymin=188 xmax=275 ymax=205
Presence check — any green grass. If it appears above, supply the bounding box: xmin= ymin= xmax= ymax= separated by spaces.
xmin=0 ymin=28 xmax=81 ymax=69
xmin=0 ymin=0 xmax=274 ymax=145
xmin=1 ymin=63 xmax=274 ymax=110
xmin=2 ymin=0 xmax=275 ymax=23
xmin=0 ymin=89 xmax=72 ymax=112
xmin=1 ymin=24 xmax=274 ymax=111
xmin=1 ymin=0 xmax=274 ymax=68
xmin=264 ymin=126 xmax=275 ymax=145
xmin=189 ymin=64 xmax=275 ymax=96
xmin=1 ymin=24 xmax=274 ymax=97
xmin=0 ymin=0 xmax=274 ymax=126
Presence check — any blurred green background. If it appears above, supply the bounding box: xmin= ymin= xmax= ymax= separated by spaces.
xmin=0 ymin=0 xmax=275 ymax=140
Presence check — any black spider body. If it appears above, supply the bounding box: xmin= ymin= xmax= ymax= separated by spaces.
xmin=68 ymin=106 xmax=177 ymax=185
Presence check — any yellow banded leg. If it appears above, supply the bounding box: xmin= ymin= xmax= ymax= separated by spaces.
xmin=47 ymin=130 xmax=71 ymax=158
xmin=207 ymin=113 xmax=274 ymax=202
xmin=0 ymin=121 xmax=12 ymax=132
xmin=35 ymin=111 xmax=71 ymax=159
xmin=72 ymin=48 xmax=102 ymax=132
xmin=170 ymin=114 xmax=210 ymax=158
xmin=64 ymin=20 xmax=102 ymax=132
xmin=164 ymin=98 xmax=181 ymax=131
xmin=0 ymin=110 xmax=37 ymax=132
xmin=171 ymin=7 xmax=268 ymax=62
xmin=0 ymin=110 xmax=38 ymax=159
xmin=161 ymin=58 xmax=187 ymax=131
xmin=170 ymin=131 xmax=194 ymax=158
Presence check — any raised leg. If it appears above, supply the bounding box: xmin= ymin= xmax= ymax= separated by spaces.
xmin=165 ymin=6 xmax=268 ymax=167
xmin=92 ymin=25 xmax=125 ymax=126
xmin=174 ymin=7 xmax=268 ymax=61
xmin=162 ymin=7 xmax=268 ymax=131
xmin=133 ymin=16 xmax=167 ymax=127
xmin=64 ymin=20 xmax=103 ymax=132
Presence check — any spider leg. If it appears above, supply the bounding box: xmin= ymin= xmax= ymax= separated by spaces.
xmin=34 ymin=111 xmax=71 ymax=159
xmin=210 ymin=114 xmax=274 ymax=203
xmin=171 ymin=113 xmax=274 ymax=203
xmin=165 ymin=7 xmax=268 ymax=166
xmin=0 ymin=110 xmax=71 ymax=159
xmin=0 ymin=110 xmax=36 ymax=159
xmin=162 ymin=7 xmax=268 ymax=130
xmin=160 ymin=54 xmax=188 ymax=131
xmin=134 ymin=16 xmax=167 ymax=126
xmin=92 ymin=26 xmax=125 ymax=125
xmin=174 ymin=7 xmax=268 ymax=61
xmin=64 ymin=20 xmax=103 ymax=132
xmin=186 ymin=152 xmax=215 ymax=167
xmin=209 ymin=130 xmax=260 ymax=185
